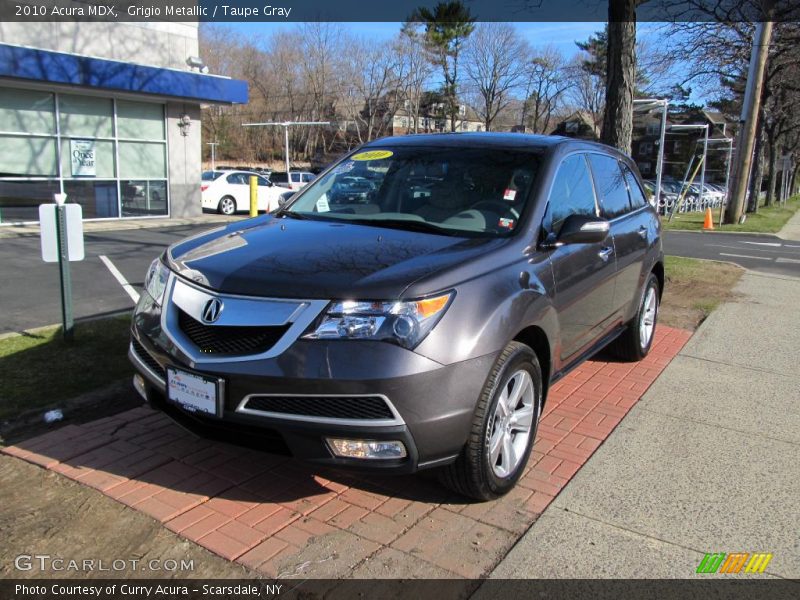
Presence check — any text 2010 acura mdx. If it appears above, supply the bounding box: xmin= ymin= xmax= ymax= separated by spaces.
xmin=130 ymin=133 xmax=663 ymax=500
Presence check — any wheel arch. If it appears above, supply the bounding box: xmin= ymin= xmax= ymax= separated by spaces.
xmin=651 ymin=260 xmax=664 ymax=299
xmin=512 ymin=325 xmax=552 ymax=399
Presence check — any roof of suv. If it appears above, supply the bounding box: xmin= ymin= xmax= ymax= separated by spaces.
xmin=364 ymin=132 xmax=570 ymax=150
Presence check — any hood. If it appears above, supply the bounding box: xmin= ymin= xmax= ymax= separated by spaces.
xmin=167 ymin=216 xmax=505 ymax=299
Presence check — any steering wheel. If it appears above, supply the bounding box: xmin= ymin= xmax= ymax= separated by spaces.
xmin=470 ymin=200 xmax=520 ymax=219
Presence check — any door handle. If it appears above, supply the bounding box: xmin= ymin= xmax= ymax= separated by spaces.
xmin=598 ymin=247 xmax=613 ymax=261
xmin=638 ymin=226 xmax=648 ymax=239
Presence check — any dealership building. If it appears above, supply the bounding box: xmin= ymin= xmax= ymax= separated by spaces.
xmin=0 ymin=21 xmax=247 ymax=224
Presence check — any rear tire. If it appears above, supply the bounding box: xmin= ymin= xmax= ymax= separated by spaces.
xmin=439 ymin=342 xmax=542 ymax=501
xmin=218 ymin=196 xmax=236 ymax=215
xmin=611 ymin=272 xmax=660 ymax=361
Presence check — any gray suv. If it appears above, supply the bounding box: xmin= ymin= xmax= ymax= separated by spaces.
xmin=130 ymin=133 xmax=663 ymax=500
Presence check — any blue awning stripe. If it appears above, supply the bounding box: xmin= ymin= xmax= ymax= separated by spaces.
xmin=0 ymin=44 xmax=248 ymax=104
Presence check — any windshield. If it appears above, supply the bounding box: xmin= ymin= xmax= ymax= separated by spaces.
xmin=282 ymin=146 xmax=541 ymax=237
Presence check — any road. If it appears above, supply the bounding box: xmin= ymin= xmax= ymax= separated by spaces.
xmin=663 ymin=230 xmax=800 ymax=278
xmin=1 ymin=224 xmax=799 ymax=335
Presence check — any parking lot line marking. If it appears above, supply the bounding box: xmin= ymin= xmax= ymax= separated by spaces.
xmin=776 ymin=257 xmax=800 ymax=264
xmin=99 ymin=255 xmax=140 ymax=303
xmin=718 ymin=253 xmax=772 ymax=261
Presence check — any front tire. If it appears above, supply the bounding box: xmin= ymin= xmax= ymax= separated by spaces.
xmin=612 ymin=272 xmax=660 ymax=361
xmin=217 ymin=196 xmax=237 ymax=215
xmin=440 ymin=342 xmax=543 ymax=501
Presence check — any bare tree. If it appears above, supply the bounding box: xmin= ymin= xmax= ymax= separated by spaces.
xmin=395 ymin=29 xmax=433 ymax=133
xmin=462 ymin=23 xmax=528 ymax=131
xmin=336 ymin=37 xmax=403 ymax=144
xmin=520 ymin=45 xmax=572 ymax=134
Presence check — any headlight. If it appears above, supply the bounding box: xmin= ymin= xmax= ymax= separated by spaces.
xmin=302 ymin=292 xmax=453 ymax=349
xmin=144 ymin=259 xmax=169 ymax=304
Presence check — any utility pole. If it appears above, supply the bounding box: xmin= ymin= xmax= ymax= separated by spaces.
xmin=726 ymin=19 xmax=774 ymax=224
xmin=241 ymin=121 xmax=330 ymax=180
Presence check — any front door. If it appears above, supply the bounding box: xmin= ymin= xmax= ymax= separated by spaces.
xmin=545 ymin=154 xmax=618 ymax=362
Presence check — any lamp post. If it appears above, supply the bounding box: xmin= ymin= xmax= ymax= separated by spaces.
xmin=206 ymin=142 xmax=218 ymax=172
xmin=242 ymin=121 xmax=330 ymax=181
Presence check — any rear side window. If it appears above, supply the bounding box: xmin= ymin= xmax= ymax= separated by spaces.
xmin=547 ymin=154 xmax=597 ymax=235
xmin=588 ymin=154 xmax=631 ymax=219
xmin=622 ymin=164 xmax=648 ymax=209
xmin=226 ymin=173 xmax=247 ymax=185
xmin=302 ymin=173 xmax=315 ymax=183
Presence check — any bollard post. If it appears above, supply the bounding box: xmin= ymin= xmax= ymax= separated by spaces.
xmin=249 ymin=175 xmax=258 ymax=217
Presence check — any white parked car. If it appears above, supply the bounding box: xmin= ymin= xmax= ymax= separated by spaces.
xmin=269 ymin=171 xmax=316 ymax=191
xmin=201 ymin=171 xmax=285 ymax=215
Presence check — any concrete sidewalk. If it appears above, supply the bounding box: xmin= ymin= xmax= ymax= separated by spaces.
xmin=490 ymin=270 xmax=800 ymax=579
xmin=776 ymin=204 xmax=800 ymax=240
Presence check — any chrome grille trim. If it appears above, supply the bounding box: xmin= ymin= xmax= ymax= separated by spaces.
xmin=161 ymin=274 xmax=329 ymax=364
xmin=236 ymin=393 xmax=405 ymax=427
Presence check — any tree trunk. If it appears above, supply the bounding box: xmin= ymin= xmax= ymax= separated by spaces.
xmin=601 ymin=0 xmax=637 ymax=154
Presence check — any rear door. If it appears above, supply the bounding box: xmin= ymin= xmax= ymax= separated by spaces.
xmin=587 ymin=154 xmax=650 ymax=319
xmin=545 ymin=154 xmax=618 ymax=361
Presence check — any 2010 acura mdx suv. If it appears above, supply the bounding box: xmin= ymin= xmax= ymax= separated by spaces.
xmin=130 ymin=133 xmax=663 ymax=501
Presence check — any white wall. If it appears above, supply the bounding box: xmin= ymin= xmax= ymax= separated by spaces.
xmin=0 ymin=21 xmax=198 ymax=70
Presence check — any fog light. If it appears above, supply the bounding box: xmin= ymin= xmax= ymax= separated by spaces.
xmin=326 ymin=438 xmax=407 ymax=460
xmin=132 ymin=374 xmax=147 ymax=401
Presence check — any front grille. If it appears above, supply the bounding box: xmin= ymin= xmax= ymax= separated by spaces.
xmin=132 ymin=337 xmax=166 ymax=380
xmin=178 ymin=309 xmax=290 ymax=355
xmin=242 ymin=395 xmax=395 ymax=421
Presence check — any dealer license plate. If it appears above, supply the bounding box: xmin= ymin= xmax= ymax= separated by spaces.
xmin=166 ymin=367 xmax=221 ymax=417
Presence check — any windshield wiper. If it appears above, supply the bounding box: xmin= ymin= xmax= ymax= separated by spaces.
xmin=277 ymin=210 xmax=314 ymax=220
xmin=347 ymin=218 xmax=461 ymax=236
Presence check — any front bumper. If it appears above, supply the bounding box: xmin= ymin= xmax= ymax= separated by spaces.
xmin=130 ymin=291 xmax=496 ymax=473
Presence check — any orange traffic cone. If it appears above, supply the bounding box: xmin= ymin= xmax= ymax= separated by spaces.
xmin=703 ymin=207 xmax=714 ymax=230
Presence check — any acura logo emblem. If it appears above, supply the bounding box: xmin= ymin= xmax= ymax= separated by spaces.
xmin=201 ymin=298 xmax=223 ymax=323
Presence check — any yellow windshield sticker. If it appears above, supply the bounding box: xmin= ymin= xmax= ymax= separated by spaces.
xmin=351 ymin=150 xmax=393 ymax=161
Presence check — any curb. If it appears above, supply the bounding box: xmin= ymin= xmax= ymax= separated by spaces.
xmin=0 ymin=214 xmax=241 ymax=239
xmin=0 ymin=379 xmax=136 ymax=444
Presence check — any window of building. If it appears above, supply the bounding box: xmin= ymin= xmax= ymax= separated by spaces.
xmin=0 ymin=89 xmax=168 ymax=223
xmin=639 ymin=141 xmax=653 ymax=156
xmin=587 ymin=154 xmax=631 ymax=219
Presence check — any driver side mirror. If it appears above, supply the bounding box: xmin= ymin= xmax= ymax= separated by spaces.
xmin=554 ymin=214 xmax=610 ymax=246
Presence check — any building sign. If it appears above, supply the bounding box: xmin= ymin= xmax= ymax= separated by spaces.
xmin=70 ymin=139 xmax=96 ymax=177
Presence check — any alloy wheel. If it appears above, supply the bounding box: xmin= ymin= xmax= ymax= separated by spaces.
xmin=487 ymin=369 xmax=538 ymax=478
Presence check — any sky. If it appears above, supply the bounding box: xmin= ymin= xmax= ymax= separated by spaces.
xmin=214 ymin=21 xmax=700 ymax=103
xmin=219 ymin=21 xmax=664 ymax=51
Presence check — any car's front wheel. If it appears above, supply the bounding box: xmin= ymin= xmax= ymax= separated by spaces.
xmin=217 ymin=196 xmax=237 ymax=215
xmin=440 ymin=342 xmax=542 ymax=501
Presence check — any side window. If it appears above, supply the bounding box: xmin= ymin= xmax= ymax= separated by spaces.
xmin=226 ymin=173 xmax=245 ymax=185
xmin=302 ymin=173 xmax=315 ymax=183
xmin=547 ymin=154 xmax=597 ymax=235
xmin=587 ymin=154 xmax=631 ymax=219
xmin=257 ymin=176 xmax=270 ymax=187
xmin=621 ymin=164 xmax=647 ymax=209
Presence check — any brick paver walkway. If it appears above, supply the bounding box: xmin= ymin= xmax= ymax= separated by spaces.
xmin=2 ymin=326 xmax=691 ymax=578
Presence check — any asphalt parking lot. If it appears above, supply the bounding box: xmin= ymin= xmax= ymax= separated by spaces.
xmin=0 ymin=224 xmax=216 ymax=334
